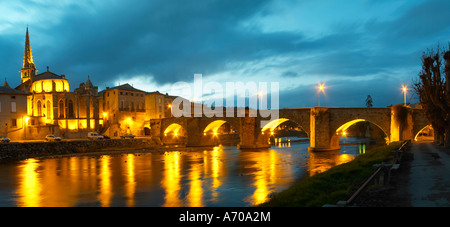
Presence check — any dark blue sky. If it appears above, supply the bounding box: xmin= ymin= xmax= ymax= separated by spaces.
xmin=1 ymin=0 xmax=449 ymax=108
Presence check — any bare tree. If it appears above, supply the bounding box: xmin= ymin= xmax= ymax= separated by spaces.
xmin=414 ymin=44 xmax=450 ymax=146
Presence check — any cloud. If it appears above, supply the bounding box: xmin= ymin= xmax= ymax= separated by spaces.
xmin=0 ymin=0 xmax=448 ymax=108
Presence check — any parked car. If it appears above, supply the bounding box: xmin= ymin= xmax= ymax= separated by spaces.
xmin=87 ymin=132 xmax=104 ymax=140
xmin=120 ymin=134 xmax=135 ymax=139
xmin=0 ymin=137 xmax=10 ymax=143
xmin=45 ymin=135 xmax=61 ymax=142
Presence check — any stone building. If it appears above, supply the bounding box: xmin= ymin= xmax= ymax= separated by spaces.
xmin=100 ymin=83 xmax=146 ymax=137
xmin=145 ymin=91 xmax=177 ymax=119
xmin=14 ymin=28 xmax=102 ymax=139
xmin=8 ymin=27 xmax=186 ymax=140
xmin=0 ymin=80 xmax=28 ymax=140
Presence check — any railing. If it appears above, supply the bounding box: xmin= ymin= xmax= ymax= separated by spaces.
xmin=324 ymin=140 xmax=409 ymax=207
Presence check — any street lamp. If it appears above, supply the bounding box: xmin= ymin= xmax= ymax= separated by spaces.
xmin=402 ymin=85 xmax=407 ymax=106
xmin=317 ymin=83 xmax=325 ymax=107
xmin=168 ymin=104 xmax=172 ymax=117
xmin=258 ymin=92 xmax=263 ymax=109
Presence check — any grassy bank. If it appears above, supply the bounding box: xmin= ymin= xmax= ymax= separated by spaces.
xmin=259 ymin=141 xmax=404 ymax=207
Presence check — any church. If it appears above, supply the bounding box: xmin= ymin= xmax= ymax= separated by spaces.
xmin=0 ymin=28 xmax=182 ymax=140
xmin=12 ymin=28 xmax=102 ymax=139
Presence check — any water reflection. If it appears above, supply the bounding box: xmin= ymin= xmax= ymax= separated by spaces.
xmin=17 ymin=159 xmax=41 ymax=207
xmin=162 ymin=151 xmax=182 ymax=207
xmin=7 ymin=142 xmax=362 ymax=207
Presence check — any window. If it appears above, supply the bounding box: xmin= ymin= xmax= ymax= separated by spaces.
xmin=59 ymin=100 xmax=64 ymax=118
xmin=68 ymin=100 xmax=74 ymax=118
xmin=11 ymin=119 xmax=17 ymax=128
xmin=47 ymin=101 xmax=51 ymax=119
xmin=37 ymin=100 xmax=42 ymax=116
xmin=11 ymin=96 xmax=15 ymax=99
xmin=11 ymin=102 xmax=16 ymax=113
xmin=158 ymin=98 xmax=161 ymax=104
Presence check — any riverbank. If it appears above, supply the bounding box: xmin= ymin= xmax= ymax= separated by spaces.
xmin=258 ymin=141 xmax=404 ymax=207
xmin=0 ymin=139 xmax=159 ymax=161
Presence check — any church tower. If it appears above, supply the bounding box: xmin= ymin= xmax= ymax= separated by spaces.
xmin=20 ymin=27 xmax=37 ymax=84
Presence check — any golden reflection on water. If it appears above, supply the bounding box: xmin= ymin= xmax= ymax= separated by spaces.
xmin=308 ymin=151 xmax=356 ymax=176
xmin=162 ymin=151 xmax=182 ymax=207
xmin=98 ymin=155 xmax=112 ymax=207
xmin=13 ymin=144 xmax=357 ymax=207
xmin=17 ymin=159 xmax=41 ymax=207
xmin=125 ymin=154 xmax=136 ymax=207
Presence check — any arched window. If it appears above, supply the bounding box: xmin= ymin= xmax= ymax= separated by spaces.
xmin=68 ymin=100 xmax=74 ymax=118
xmin=47 ymin=101 xmax=51 ymax=119
xmin=37 ymin=100 xmax=42 ymax=116
xmin=59 ymin=100 xmax=65 ymax=118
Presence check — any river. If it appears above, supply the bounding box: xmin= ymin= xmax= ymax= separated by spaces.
xmin=0 ymin=137 xmax=369 ymax=207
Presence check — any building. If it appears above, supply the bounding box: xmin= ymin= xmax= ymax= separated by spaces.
xmin=0 ymin=80 xmax=28 ymax=140
xmin=100 ymin=83 xmax=146 ymax=137
xmin=145 ymin=91 xmax=178 ymax=119
xmin=7 ymin=27 xmax=187 ymax=140
xmin=14 ymin=28 xmax=102 ymax=139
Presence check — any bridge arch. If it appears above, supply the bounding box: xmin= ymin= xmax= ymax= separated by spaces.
xmin=200 ymin=119 xmax=240 ymax=146
xmin=257 ymin=118 xmax=309 ymax=147
xmin=330 ymin=119 xmax=388 ymax=148
xmin=162 ymin=123 xmax=186 ymax=145
xmin=261 ymin=118 xmax=309 ymax=138
xmin=414 ymin=125 xmax=433 ymax=141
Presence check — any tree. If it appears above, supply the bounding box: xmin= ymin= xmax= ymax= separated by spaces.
xmin=413 ymin=44 xmax=450 ymax=147
xmin=365 ymin=95 xmax=373 ymax=107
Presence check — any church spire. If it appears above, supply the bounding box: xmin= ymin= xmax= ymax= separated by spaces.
xmin=20 ymin=26 xmax=37 ymax=84
xmin=23 ymin=26 xmax=34 ymax=68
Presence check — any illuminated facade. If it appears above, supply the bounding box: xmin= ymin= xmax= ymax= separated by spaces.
xmin=7 ymin=28 xmax=185 ymax=140
xmin=101 ymin=84 xmax=146 ymax=137
xmin=0 ymin=80 xmax=28 ymax=140
xmin=14 ymin=28 xmax=101 ymax=139
xmin=145 ymin=91 xmax=177 ymax=119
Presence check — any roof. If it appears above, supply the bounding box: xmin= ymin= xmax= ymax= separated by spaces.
xmin=0 ymin=85 xmax=26 ymax=95
xmin=33 ymin=71 xmax=66 ymax=82
xmin=106 ymin=83 xmax=145 ymax=93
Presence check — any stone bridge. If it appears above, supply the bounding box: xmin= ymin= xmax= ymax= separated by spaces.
xmin=149 ymin=105 xmax=429 ymax=152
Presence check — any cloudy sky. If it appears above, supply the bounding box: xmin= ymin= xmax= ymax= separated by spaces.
xmin=1 ymin=0 xmax=449 ymax=108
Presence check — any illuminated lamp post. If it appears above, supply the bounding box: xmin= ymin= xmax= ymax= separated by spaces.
xmin=258 ymin=92 xmax=263 ymax=109
xmin=168 ymin=104 xmax=172 ymax=118
xmin=317 ymin=83 xmax=325 ymax=107
xmin=402 ymin=85 xmax=407 ymax=106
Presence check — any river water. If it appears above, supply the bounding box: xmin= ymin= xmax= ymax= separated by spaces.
xmin=0 ymin=138 xmax=368 ymax=207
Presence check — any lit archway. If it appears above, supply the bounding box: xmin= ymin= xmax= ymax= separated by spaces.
xmin=259 ymin=118 xmax=309 ymax=147
xmin=331 ymin=119 xmax=388 ymax=148
xmin=261 ymin=118 xmax=308 ymax=137
xmin=203 ymin=120 xmax=228 ymax=135
xmin=201 ymin=120 xmax=240 ymax=146
xmin=261 ymin=118 xmax=290 ymax=133
xmin=163 ymin=123 xmax=186 ymax=145
xmin=414 ymin=125 xmax=434 ymax=141
xmin=164 ymin=123 xmax=185 ymax=137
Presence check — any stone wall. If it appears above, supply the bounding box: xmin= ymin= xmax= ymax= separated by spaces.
xmin=0 ymin=138 xmax=156 ymax=161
